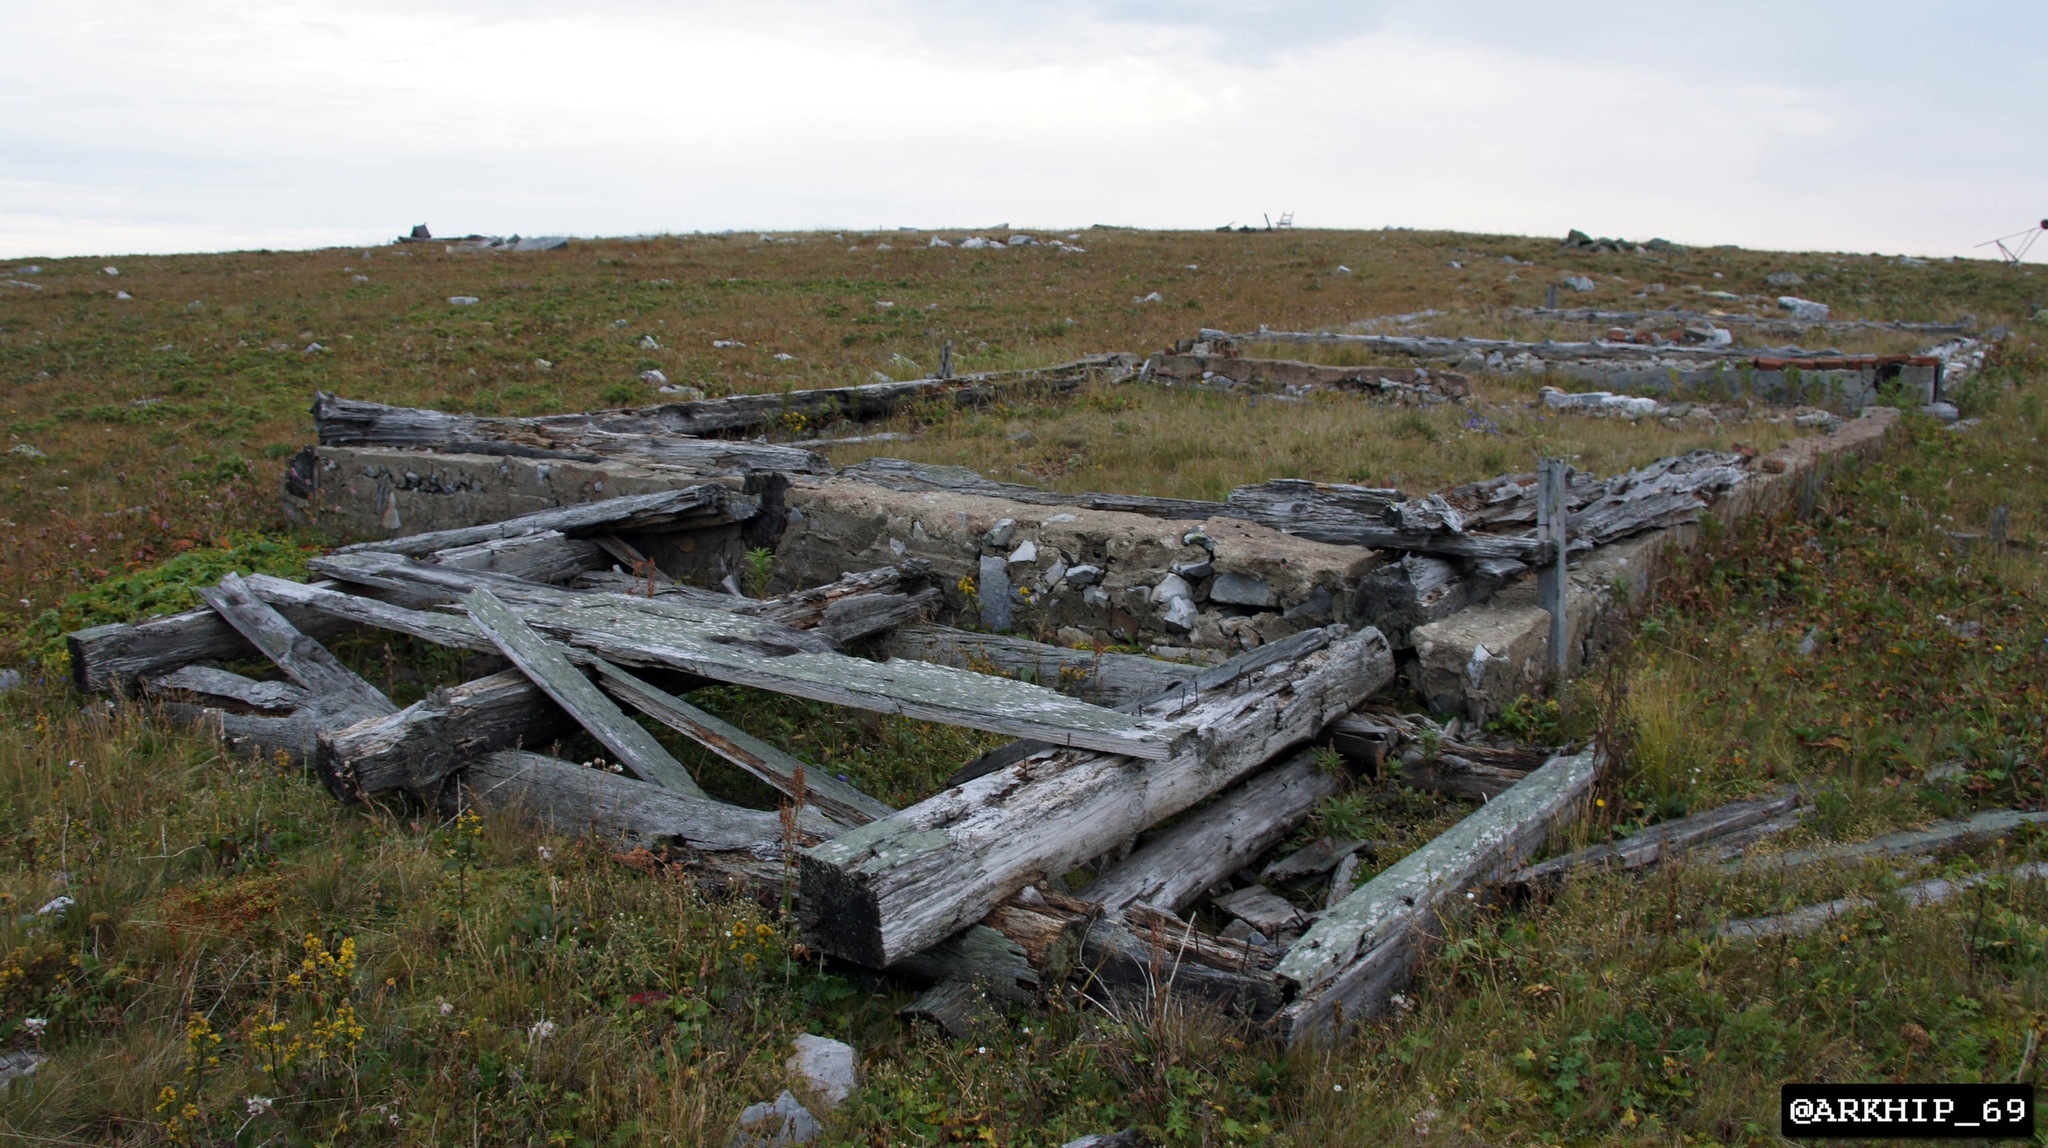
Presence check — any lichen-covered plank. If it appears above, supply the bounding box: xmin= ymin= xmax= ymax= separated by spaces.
xmin=463 ymin=589 xmax=705 ymax=796
xmin=334 ymin=484 xmax=743 ymax=557
xmin=196 ymin=573 xmax=396 ymax=718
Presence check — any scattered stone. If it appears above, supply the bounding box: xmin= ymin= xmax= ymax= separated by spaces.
xmin=512 ymin=236 xmax=569 ymax=252
xmin=869 ymin=371 xmax=893 ymax=384
xmin=1153 ymin=573 xmax=1193 ymax=604
xmin=352 ymin=274 xmax=370 ymax=283
xmin=8 ymin=444 xmax=47 ymax=459
xmin=712 ymin=339 xmax=746 ymax=348
xmin=983 ymin=518 xmax=1016 ymax=549
xmin=1134 ymin=291 xmax=1164 ymax=304
xmin=1042 ymin=559 xmax=1067 ymax=588
xmin=639 ymin=335 xmax=661 ymax=349
xmin=730 ymin=1091 xmax=823 ymax=1147
xmin=1777 ymin=296 xmax=1829 ymax=320
xmin=929 ymin=236 xmax=952 ymax=247
xmin=448 ymin=296 xmax=479 ymax=306
xmin=533 ymin=359 xmax=552 ymax=370
xmin=658 ymin=385 xmax=705 ymax=399
xmin=1171 ymin=559 xmax=1213 ymax=580
xmin=1008 ymin=539 xmax=1038 ymax=565
xmin=773 ymin=352 xmax=795 ymax=361
xmin=102 ymin=266 xmax=119 ymax=276
xmin=1562 ymin=275 xmax=1596 ymax=293
xmin=114 ymin=290 xmax=132 ymax=300
xmin=1059 ymin=1133 xmax=1143 ymax=1148
xmin=0 ymin=669 xmax=19 ymax=693
xmin=1920 ymin=402 xmax=1960 ymax=423
xmin=1336 ymin=265 xmax=1353 ymax=274
xmin=1947 ymin=418 xmax=1983 ymax=433
xmin=0 ymin=1049 xmax=43 ymax=1085
xmin=1082 ymin=586 xmax=1110 ymax=609
xmin=640 ymin=369 xmax=668 ymax=385
xmin=1160 ymin=595 xmax=1197 ymax=633
xmin=1063 ymin=564 xmax=1102 ymax=587
xmin=1007 ymin=234 xmax=1038 ymax=246
xmin=1796 ymin=627 xmax=1820 ymax=657
xmin=1764 ymin=271 xmax=1804 ymax=287
xmin=959 ymin=237 xmax=989 ymax=249
xmin=35 ymin=895 xmax=73 ymax=918
xmin=787 ymin=1034 xmax=857 ymax=1109
xmin=1208 ymin=572 xmax=1277 ymax=608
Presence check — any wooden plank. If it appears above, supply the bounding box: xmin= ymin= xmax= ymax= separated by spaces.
xmin=1075 ymin=905 xmax=1289 ymax=1020
xmin=1500 ymin=789 xmax=1801 ymax=897
xmin=462 ymin=589 xmax=704 ymax=796
xmin=458 ymin=750 xmax=841 ymax=898
xmin=195 ymin=573 xmax=396 ymax=717
xmin=67 ymin=581 xmax=360 ymax=694
xmin=1220 ymin=479 xmax=1550 ymax=562
xmin=1733 ymin=807 xmax=2048 ymax=873
xmin=1396 ymin=753 xmax=1530 ymax=800
xmin=318 ymin=670 xmax=578 ymax=799
xmin=1273 ymin=747 xmax=1600 ymax=1045
xmin=880 ymin=623 xmax=1203 ymax=708
xmin=144 ymin=665 xmax=308 ymax=713
xmin=1719 ymin=862 xmax=2048 ymax=941
xmin=430 ymin=531 xmax=607 ymax=583
xmin=590 ymin=657 xmax=895 ymax=828
xmin=1078 ymin=751 xmax=1341 ymax=914
xmin=1350 ymin=555 xmax=1516 ymax=649
xmin=797 ymin=626 xmax=1394 ymax=967
xmin=335 ymin=484 xmax=747 ymax=558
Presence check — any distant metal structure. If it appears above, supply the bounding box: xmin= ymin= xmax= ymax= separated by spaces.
xmin=1275 ymin=211 xmax=1296 ymax=229
xmin=1978 ymin=219 xmax=2048 ymax=267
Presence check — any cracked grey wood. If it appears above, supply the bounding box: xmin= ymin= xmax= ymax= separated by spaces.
xmin=797 ymin=626 xmax=1394 ymax=967
xmin=1274 ymin=747 xmax=1600 ymax=1045
xmin=462 ymin=589 xmax=704 ymax=796
xmin=591 ymin=657 xmax=894 ymax=828
xmin=1500 ymin=789 xmax=1801 ymax=897
xmin=880 ymin=623 xmax=1202 ymax=707
xmin=144 ymin=665 xmax=307 ymax=712
xmin=1350 ymin=554 xmax=1515 ymax=649
xmin=430 ymin=531 xmax=607 ymax=584
xmin=1075 ymin=904 xmax=1288 ymax=1020
xmin=196 ymin=573 xmax=396 ymax=719
xmin=1718 ymin=862 xmax=2048 ymax=941
xmin=1396 ymin=753 xmax=1530 ymax=800
xmin=318 ymin=669 xmax=580 ymax=798
xmin=458 ymin=751 xmax=841 ymax=897
xmin=1730 ymin=807 xmax=2048 ymax=874
xmin=68 ymin=580 xmax=360 ymax=694
xmin=1078 ymin=751 xmax=1341 ymax=914
xmin=335 ymin=484 xmax=746 ymax=558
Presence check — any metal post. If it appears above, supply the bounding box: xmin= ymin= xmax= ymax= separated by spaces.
xmin=1537 ymin=458 xmax=1569 ymax=681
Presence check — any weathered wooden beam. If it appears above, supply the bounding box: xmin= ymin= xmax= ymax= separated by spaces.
xmin=1077 ymin=751 xmax=1342 ymax=914
xmin=1349 ymin=554 xmax=1517 ymax=649
xmin=314 ymin=363 xmax=1117 ymax=450
xmin=458 ymin=750 xmax=841 ymax=897
xmin=1075 ymin=905 xmax=1289 ymax=1020
xmin=591 ymin=658 xmax=893 ymax=828
xmin=1732 ymin=807 xmax=2048 ymax=874
xmin=797 ymin=626 xmax=1394 ymax=968
xmin=317 ymin=670 xmax=578 ymax=799
xmin=1273 ymin=747 xmax=1600 ymax=1045
xmin=144 ymin=665 xmax=308 ymax=713
xmin=1500 ymin=789 xmax=1801 ymax=898
xmin=842 ymin=458 xmax=1229 ymax=521
xmin=880 ymin=623 xmax=1202 ymax=708
xmin=1395 ymin=752 xmax=1530 ymax=801
xmin=196 ymin=573 xmax=396 ymax=718
xmin=1719 ymin=862 xmax=2048 ymax=941
xmin=1221 ymin=480 xmax=1550 ymax=562
xmin=68 ymin=581 xmax=362 ymax=695
xmin=335 ymin=484 xmax=748 ymax=558
xmin=430 ymin=531 xmax=607 ymax=584
xmin=462 ymin=589 xmax=704 ymax=796
xmin=896 ymin=926 xmax=1040 ymax=1036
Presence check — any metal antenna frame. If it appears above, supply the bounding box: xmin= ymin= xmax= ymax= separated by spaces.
xmin=1976 ymin=220 xmax=2048 ymax=268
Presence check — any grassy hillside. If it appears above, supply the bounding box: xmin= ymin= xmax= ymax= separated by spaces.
xmin=0 ymin=228 xmax=2042 ymax=1145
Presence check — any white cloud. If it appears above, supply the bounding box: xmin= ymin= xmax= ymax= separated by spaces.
xmin=1 ymin=0 xmax=2042 ymax=257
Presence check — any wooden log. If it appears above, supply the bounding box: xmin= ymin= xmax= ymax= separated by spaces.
xmin=68 ymin=581 xmax=361 ymax=695
xmin=896 ymin=925 xmax=1040 ymax=1036
xmin=430 ymin=531 xmax=607 ymax=583
xmin=880 ymin=623 xmax=1202 ymax=708
xmin=981 ymin=886 xmax=1098 ymax=989
xmin=144 ymin=665 xmax=307 ymax=713
xmin=1075 ymin=905 xmax=1289 ymax=1020
xmin=318 ymin=670 xmax=577 ymax=799
xmin=797 ymin=626 xmax=1394 ymax=968
xmin=334 ymin=484 xmax=747 ymax=558
xmin=591 ymin=658 xmax=893 ymax=828
xmin=196 ymin=573 xmax=396 ymax=718
xmin=1326 ymin=715 xmax=1393 ymax=773
xmin=1499 ymin=789 xmax=1801 ymax=898
xmin=458 ymin=751 xmax=841 ymax=897
xmin=1395 ymin=752 xmax=1530 ymax=800
xmin=1211 ymin=885 xmax=1307 ymax=934
xmin=164 ymin=699 xmax=375 ymax=766
xmin=1733 ymin=807 xmax=2048 ymax=873
xmin=945 ymin=627 xmax=1339 ymax=787
xmin=1718 ymin=862 xmax=2048 ymax=941
xmin=313 ymin=362 xmax=1112 ymax=448
xmin=1273 ymin=747 xmax=1600 ymax=1045
xmin=462 ymin=590 xmax=704 ymax=796
xmin=841 ymin=458 xmax=1228 ymax=521
xmin=1077 ymin=751 xmax=1341 ymax=914
xmin=1220 ymin=480 xmax=1550 ymax=562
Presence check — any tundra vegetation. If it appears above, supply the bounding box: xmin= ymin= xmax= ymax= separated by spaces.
xmin=0 ymin=227 xmax=2042 ymax=1144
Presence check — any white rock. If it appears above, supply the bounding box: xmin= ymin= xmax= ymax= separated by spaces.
xmin=959 ymin=237 xmax=989 ymax=249
xmin=1208 ymin=572 xmax=1276 ymax=608
xmin=352 ymin=274 xmax=370 ymax=283
xmin=102 ymin=266 xmax=119 ymax=276
xmin=639 ymin=334 xmax=661 ymax=349
xmin=730 ymin=1091 xmax=822 ymax=1147
xmin=1160 ymin=596 xmax=1198 ymax=632
xmin=713 ymin=339 xmax=746 ymax=348
xmin=1562 ymin=275 xmax=1596 ymax=293
xmin=929 ymin=237 xmax=952 ymax=247
xmin=1083 ymin=586 xmax=1110 ymax=610
xmin=1041 ymin=559 xmax=1067 ymax=588
xmin=984 ymin=518 xmax=1016 ymax=549
xmin=448 ymin=296 xmax=479 ymax=306
xmin=1920 ymin=401 xmax=1960 ymax=423
xmin=658 ymin=385 xmax=705 ymax=399
xmin=1008 ymin=539 xmax=1037 ymax=564
xmin=640 ymin=369 xmax=668 ymax=385
xmin=533 ymin=358 xmax=552 ymax=370
xmin=9 ymin=444 xmax=46 ymax=459
xmin=34 ymin=895 xmax=72 ymax=917
xmin=1336 ymin=265 xmax=1352 ymax=274
xmin=1134 ymin=291 xmax=1164 ymax=304
xmin=1778 ymin=296 xmax=1830 ymax=320
xmin=1153 ymin=573 xmax=1193 ymax=603
xmin=113 ymin=290 xmax=132 ymax=300
xmin=787 ymin=1034 xmax=857 ymax=1109
xmin=1063 ymin=564 xmax=1102 ymax=587
xmin=1007 ymin=234 xmax=1038 ymax=246
xmin=773 ymin=352 xmax=795 ymax=361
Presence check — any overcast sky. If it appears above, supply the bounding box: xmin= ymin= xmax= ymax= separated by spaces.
xmin=3 ymin=0 xmax=2043 ymax=259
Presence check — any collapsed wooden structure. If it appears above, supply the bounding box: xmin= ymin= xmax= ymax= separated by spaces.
xmin=68 ymin=353 xmax=1901 ymax=1044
